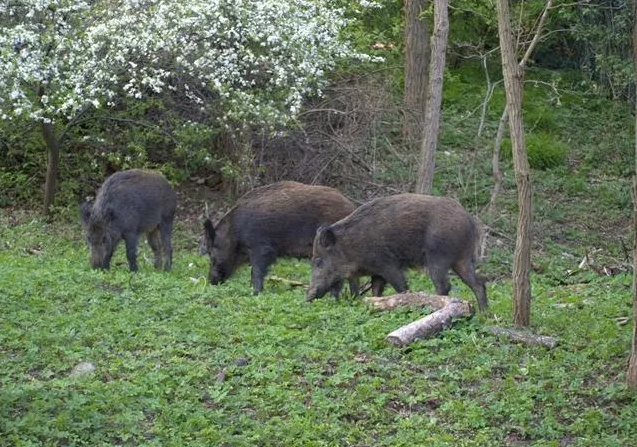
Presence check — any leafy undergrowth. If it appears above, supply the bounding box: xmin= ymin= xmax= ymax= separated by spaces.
xmin=1 ymin=211 xmax=635 ymax=447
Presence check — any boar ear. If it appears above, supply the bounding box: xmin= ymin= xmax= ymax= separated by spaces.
xmin=319 ymin=227 xmax=337 ymax=248
xmin=79 ymin=202 xmax=92 ymax=226
xmin=203 ymin=218 xmax=216 ymax=243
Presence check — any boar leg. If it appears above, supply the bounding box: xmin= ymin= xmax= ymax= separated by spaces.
xmin=159 ymin=219 xmax=173 ymax=271
xmin=428 ymin=262 xmax=453 ymax=296
xmin=452 ymin=258 xmax=488 ymax=312
xmin=249 ymin=246 xmax=277 ymax=295
xmin=371 ymin=275 xmax=386 ymax=296
xmin=348 ymin=277 xmax=360 ymax=297
xmin=377 ymin=267 xmax=408 ymax=295
xmin=123 ymin=232 xmax=140 ymax=272
xmin=331 ymin=277 xmax=360 ymax=298
xmin=147 ymin=229 xmax=163 ymax=270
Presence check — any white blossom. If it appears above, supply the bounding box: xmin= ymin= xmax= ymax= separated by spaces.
xmin=0 ymin=0 xmax=369 ymax=127
xmin=359 ymin=0 xmax=383 ymax=8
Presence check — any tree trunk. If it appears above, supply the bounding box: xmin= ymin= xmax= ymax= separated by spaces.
xmin=627 ymin=0 xmax=637 ymax=390
xmin=415 ymin=0 xmax=448 ymax=195
xmin=629 ymin=181 xmax=637 ymax=388
xmin=403 ymin=0 xmax=431 ymax=153
xmin=41 ymin=121 xmax=59 ymax=215
xmin=488 ymin=0 xmax=552 ymax=217
xmin=497 ymin=0 xmax=533 ymax=327
xmin=487 ymin=108 xmax=508 ymax=218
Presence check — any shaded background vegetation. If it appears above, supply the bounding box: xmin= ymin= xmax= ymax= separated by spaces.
xmin=0 ymin=1 xmax=632 ymax=206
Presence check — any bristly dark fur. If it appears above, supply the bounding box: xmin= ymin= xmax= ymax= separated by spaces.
xmin=308 ymin=193 xmax=488 ymax=311
xmin=203 ymin=181 xmax=356 ymax=294
xmin=80 ymin=169 xmax=177 ymax=272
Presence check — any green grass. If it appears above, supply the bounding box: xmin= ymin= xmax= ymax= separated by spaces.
xmin=1 ymin=211 xmax=636 ymax=447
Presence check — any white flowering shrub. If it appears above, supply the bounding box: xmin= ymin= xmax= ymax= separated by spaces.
xmin=0 ymin=0 xmax=373 ymax=128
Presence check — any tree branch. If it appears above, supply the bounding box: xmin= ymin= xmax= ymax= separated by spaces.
xmin=520 ymin=0 xmax=554 ymax=69
xmin=60 ymin=115 xmax=179 ymax=146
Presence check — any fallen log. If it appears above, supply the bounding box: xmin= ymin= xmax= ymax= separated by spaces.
xmin=484 ymin=326 xmax=559 ymax=349
xmin=367 ymin=293 xmax=560 ymax=349
xmin=267 ymin=276 xmax=306 ymax=288
xmin=365 ymin=292 xmax=464 ymax=311
xmin=385 ymin=298 xmax=474 ymax=346
xmin=366 ymin=293 xmax=474 ymax=346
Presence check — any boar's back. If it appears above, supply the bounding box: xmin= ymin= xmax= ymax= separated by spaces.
xmin=331 ymin=193 xmax=478 ymax=268
xmin=92 ymin=169 xmax=176 ymax=231
xmin=228 ymin=181 xmax=355 ymax=258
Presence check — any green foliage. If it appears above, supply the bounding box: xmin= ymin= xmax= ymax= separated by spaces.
xmin=172 ymin=123 xmax=218 ymax=174
xmin=336 ymin=0 xmax=403 ymax=60
xmin=1 ymin=211 xmax=636 ymax=446
xmin=0 ymin=119 xmax=47 ymax=207
xmin=524 ymin=95 xmax=562 ymax=133
xmin=575 ymin=98 xmax=635 ymax=177
xmin=0 ymin=93 xmax=226 ymax=208
xmin=0 ymin=170 xmax=37 ymax=207
xmin=502 ymin=132 xmax=569 ymax=170
xmin=560 ymin=0 xmax=633 ymax=99
xmin=448 ymin=0 xmax=498 ymax=55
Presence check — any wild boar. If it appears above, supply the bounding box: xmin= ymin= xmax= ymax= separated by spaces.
xmin=306 ymin=193 xmax=488 ymax=311
xmin=80 ymin=169 xmax=177 ymax=271
xmin=202 ymin=181 xmax=357 ymax=294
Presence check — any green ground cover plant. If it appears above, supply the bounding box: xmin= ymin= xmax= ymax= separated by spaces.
xmin=1 ymin=210 xmax=636 ymax=447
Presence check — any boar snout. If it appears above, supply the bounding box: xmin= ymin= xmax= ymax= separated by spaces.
xmin=91 ymin=261 xmax=109 ymax=270
xmin=306 ymin=283 xmax=332 ymax=302
xmin=89 ymin=245 xmax=112 ymax=270
xmin=209 ymin=275 xmax=223 ymax=286
xmin=209 ymin=264 xmax=228 ymax=286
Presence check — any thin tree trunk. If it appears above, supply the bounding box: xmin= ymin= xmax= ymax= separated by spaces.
xmin=497 ymin=0 xmax=533 ymax=327
xmin=487 ymin=108 xmax=509 ymax=218
xmin=488 ymin=0 xmax=553 ymax=216
xmin=629 ymin=180 xmax=637 ymax=388
xmin=476 ymin=55 xmax=493 ymax=138
xmin=415 ymin=0 xmax=448 ymax=195
xmin=403 ymin=0 xmax=431 ymax=152
xmin=627 ymin=0 xmax=637 ymax=390
xmin=41 ymin=121 xmax=59 ymax=215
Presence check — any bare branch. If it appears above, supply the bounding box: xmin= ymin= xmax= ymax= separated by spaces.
xmin=520 ymin=0 xmax=554 ymax=69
